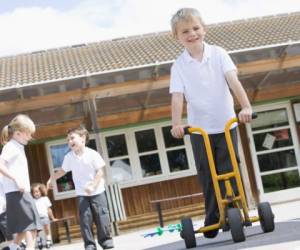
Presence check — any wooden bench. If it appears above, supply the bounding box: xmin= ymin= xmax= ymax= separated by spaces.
xmin=150 ymin=193 xmax=203 ymax=227
xmin=51 ymin=216 xmax=75 ymax=244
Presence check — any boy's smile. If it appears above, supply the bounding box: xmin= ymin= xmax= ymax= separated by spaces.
xmin=67 ymin=132 xmax=85 ymax=154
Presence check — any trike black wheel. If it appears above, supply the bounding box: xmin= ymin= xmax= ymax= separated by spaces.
xmin=258 ymin=202 xmax=275 ymax=233
xmin=181 ymin=217 xmax=196 ymax=249
xmin=227 ymin=208 xmax=245 ymax=243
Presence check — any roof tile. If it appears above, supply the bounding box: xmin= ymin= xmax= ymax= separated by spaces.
xmin=1 ymin=12 xmax=300 ymax=88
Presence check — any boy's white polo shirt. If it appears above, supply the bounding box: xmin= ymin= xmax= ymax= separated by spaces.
xmin=170 ymin=43 xmax=237 ymax=134
xmin=62 ymin=147 xmax=106 ymax=196
xmin=0 ymin=139 xmax=30 ymax=193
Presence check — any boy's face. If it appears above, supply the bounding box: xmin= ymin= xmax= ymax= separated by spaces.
xmin=175 ymin=16 xmax=206 ymax=52
xmin=67 ymin=132 xmax=85 ymax=153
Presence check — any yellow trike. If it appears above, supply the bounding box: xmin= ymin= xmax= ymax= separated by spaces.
xmin=181 ymin=115 xmax=275 ymax=248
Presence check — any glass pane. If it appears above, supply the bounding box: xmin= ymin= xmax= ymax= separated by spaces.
xmin=110 ymin=158 xmax=132 ymax=182
xmin=257 ymin=149 xmax=297 ymax=172
xmin=87 ymin=139 xmax=97 ymax=151
xmin=56 ymin=172 xmax=75 ymax=192
xmin=162 ymin=126 xmax=184 ymax=148
xmin=135 ymin=129 xmax=157 ymax=153
xmin=253 ymin=129 xmax=293 ymax=151
xmin=262 ymin=170 xmax=300 ymax=193
xmin=251 ymin=109 xmax=288 ymax=131
xmin=50 ymin=144 xmax=70 ymax=169
xmin=106 ymin=134 xmax=128 ymax=158
xmin=167 ymin=149 xmax=189 ymax=172
xmin=139 ymin=153 xmax=162 ymax=177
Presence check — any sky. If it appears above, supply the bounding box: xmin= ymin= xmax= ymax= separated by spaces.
xmin=1 ymin=0 xmax=300 ymax=57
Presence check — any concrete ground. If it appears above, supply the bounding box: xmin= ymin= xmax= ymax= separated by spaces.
xmin=51 ymin=200 xmax=300 ymax=250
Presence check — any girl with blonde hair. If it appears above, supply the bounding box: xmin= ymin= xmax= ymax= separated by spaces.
xmin=0 ymin=114 xmax=42 ymax=250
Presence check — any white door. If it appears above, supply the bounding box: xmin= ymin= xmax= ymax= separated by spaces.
xmin=247 ymin=102 xmax=300 ymax=203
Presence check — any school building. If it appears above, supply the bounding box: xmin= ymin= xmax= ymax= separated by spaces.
xmin=0 ymin=12 xmax=300 ymax=239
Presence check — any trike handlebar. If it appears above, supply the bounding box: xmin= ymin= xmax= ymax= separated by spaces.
xmin=183 ymin=113 xmax=257 ymax=135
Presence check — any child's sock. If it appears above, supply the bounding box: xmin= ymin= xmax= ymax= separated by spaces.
xmin=46 ymin=239 xmax=52 ymax=248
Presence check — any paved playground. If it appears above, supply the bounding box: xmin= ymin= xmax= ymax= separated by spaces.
xmin=52 ymin=200 xmax=300 ymax=250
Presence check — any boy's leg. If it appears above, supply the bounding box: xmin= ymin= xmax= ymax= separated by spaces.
xmin=43 ymin=224 xmax=52 ymax=248
xmin=77 ymin=196 xmax=96 ymax=250
xmin=90 ymin=193 xmax=113 ymax=249
xmin=215 ymin=128 xmax=239 ymax=196
xmin=190 ymin=134 xmax=219 ymax=238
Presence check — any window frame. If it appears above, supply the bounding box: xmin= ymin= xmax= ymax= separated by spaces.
xmin=246 ymin=101 xmax=300 ymax=202
xmin=46 ymin=120 xmax=197 ymax=200
xmin=100 ymin=120 xmax=196 ymax=188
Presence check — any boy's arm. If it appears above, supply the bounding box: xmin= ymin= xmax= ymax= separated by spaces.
xmin=171 ymin=92 xmax=185 ymax=138
xmin=47 ymin=169 xmax=66 ymax=190
xmin=85 ymin=168 xmax=104 ymax=195
xmin=226 ymin=70 xmax=252 ymax=123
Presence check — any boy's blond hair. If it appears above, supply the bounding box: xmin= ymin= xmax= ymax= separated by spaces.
xmin=170 ymin=8 xmax=206 ymax=38
xmin=1 ymin=114 xmax=35 ymax=145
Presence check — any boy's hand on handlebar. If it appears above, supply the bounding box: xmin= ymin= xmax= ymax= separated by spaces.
xmin=171 ymin=125 xmax=185 ymax=138
xmin=238 ymin=107 xmax=253 ymax=123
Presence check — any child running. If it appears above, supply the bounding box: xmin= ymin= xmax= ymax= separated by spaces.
xmin=31 ymin=183 xmax=57 ymax=249
xmin=0 ymin=114 xmax=42 ymax=250
xmin=47 ymin=126 xmax=113 ymax=250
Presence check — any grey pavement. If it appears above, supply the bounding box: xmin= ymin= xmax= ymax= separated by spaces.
xmin=51 ymin=200 xmax=300 ymax=250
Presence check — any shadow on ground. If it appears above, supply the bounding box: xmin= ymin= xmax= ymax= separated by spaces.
xmin=144 ymin=220 xmax=300 ymax=250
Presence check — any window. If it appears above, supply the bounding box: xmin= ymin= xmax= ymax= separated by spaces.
xmin=162 ymin=125 xmax=189 ymax=173
xmin=101 ymin=121 xmax=196 ymax=187
xmin=135 ymin=129 xmax=162 ymax=177
xmin=46 ymin=121 xmax=196 ymax=199
xmin=105 ymin=134 xmax=133 ymax=182
xmin=247 ymin=103 xmax=300 ymax=202
xmin=49 ymin=143 xmax=75 ymax=194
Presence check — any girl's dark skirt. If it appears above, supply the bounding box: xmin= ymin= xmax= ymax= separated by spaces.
xmin=6 ymin=191 xmax=42 ymax=234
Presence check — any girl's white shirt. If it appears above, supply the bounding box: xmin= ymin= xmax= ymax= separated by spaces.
xmin=34 ymin=196 xmax=52 ymax=218
xmin=62 ymin=147 xmax=105 ymax=196
xmin=0 ymin=139 xmax=30 ymax=193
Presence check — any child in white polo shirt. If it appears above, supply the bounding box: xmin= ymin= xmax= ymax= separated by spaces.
xmin=47 ymin=126 xmax=113 ymax=250
xmin=0 ymin=114 xmax=42 ymax=250
xmin=169 ymin=8 xmax=253 ymax=238
xmin=31 ymin=183 xmax=57 ymax=248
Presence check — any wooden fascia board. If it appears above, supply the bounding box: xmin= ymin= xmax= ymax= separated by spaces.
xmin=237 ymin=55 xmax=300 ymax=75
xmin=0 ymin=76 xmax=170 ymax=116
xmin=35 ymin=106 xmax=172 ymax=139
xmin=35 ymin=81 xmax=300 ymax=140
xmin=1 ymin=55 xmax=300 ymax=116
xmin=247 ymin=81 xmax=300 ymax=101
